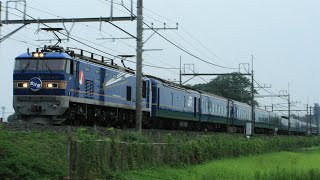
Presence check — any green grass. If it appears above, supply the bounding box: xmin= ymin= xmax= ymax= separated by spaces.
xmin=1 ymin=125 xmax=320 ymax=179
xmin=0 ymin=126 xmax=67 ymax=179
xmin=116 ymin=147 xmax=320 ymax=180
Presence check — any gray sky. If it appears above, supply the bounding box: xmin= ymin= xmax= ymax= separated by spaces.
xmin=1 ymin=0 xmax=319 ymax=118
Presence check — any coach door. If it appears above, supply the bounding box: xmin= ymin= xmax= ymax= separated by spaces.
xmin=145 ymin=80 xmax=150 ymax=108
xmin=194 ymin=97 xmax=201 ymax=120
xmin=74 ymin=61 xmax=80 ymax=98
xmin=198 ymin=98 xmax=202 ymax=121
xmin=194 ymin=97 xmax=197 ymax=118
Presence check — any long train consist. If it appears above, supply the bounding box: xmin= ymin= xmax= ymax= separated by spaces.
xmin=13 ymin=46 xmax=317 ymax=134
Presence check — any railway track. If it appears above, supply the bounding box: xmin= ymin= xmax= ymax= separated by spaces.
xmin=1 ymin=121 xmax=217 ymax=139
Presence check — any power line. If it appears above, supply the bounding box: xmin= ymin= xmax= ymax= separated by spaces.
xmin=254 ymin=79 xmax=288 ymax=101
xmin=144 ymin=22 xmax=236 ymax=70
xmin=98 ymin=0 xmax=237 ymax=70
xmin=112 ymin=0 xmax=236 ymax=68
xmin=8 ymin=3 xmax=181 ymax=73
xmin=4 ymin=2 xmax=234 ymax=78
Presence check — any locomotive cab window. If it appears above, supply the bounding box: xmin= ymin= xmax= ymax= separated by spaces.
xmin=14 ymin=59 xmax=67 ymax=71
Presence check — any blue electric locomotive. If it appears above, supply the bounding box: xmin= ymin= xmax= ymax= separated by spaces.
xmin=13 ymin=46 xmax=151 ymax=126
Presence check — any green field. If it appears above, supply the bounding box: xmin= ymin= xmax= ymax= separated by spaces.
xmin=117 ymin=147 xmax=320 ymax=180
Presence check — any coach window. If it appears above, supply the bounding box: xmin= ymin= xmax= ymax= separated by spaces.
xmin=184 ymin=96 xmax=186 ymax=108
xmin=171 ymin=93 xmax=174 ymax=106
xmin=142 ymin=80 xmax=147 ymax=98
xmin=157 ymin=88 xmax=160 ymax=108
xmin=205 ymin=101 xmax=207 ymax=112
xmin=126 ymin=86 xmax=132 ymax=101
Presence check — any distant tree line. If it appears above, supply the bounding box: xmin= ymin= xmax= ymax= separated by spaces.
xmin=192 ymin=72 xmax=259 ymax=106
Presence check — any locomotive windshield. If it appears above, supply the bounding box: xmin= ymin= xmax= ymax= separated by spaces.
xmin=14 ymin=59 xmax=66 ymax=71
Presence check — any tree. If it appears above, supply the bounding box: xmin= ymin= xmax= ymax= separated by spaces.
xmin=7 ymin=113 xmax=18 ymax=122
xmin=192 ymin=72 xmax=258 ymax=106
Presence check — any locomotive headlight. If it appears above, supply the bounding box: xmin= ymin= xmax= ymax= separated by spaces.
xmin=32 ymin=52 xmax=39 ymax=58
xmin=32 ymin=52 xmax=44 ymax=58
xmin=46 ymin=83 xmax=58 ymax=88
xmin=17 ymin=82 xmax=28 ymax=88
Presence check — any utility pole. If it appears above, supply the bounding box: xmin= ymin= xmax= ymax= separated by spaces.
xmin=1 ymin=106 xmax=5 ymax=122
xmin=179 ymin=56 xmax=182 ymax=85
xmin=0 ymin=1 xmax=136 ymax=43
xmin=0 ymin=1 xmax=2 ymax=39
xmin=251 ymin=55 xmax=255 ymax=136
xmin=307 ymin=104 xmax=310 ymax=134
xmin=288 ymin=91 xmax=291 ymax=136
xmin=181 ymin=62 xmax=253 ymax=135
xmin=315 ymin=104 xmax=320 ymax=135
xmin=135 ymin=0 xmax=143 ymax=133
xmin=309 ymin=105 xmax=312 ymax=134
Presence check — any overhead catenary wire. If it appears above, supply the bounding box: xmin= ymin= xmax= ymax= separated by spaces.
xmin=104 ymin=0 xmax=237 ymax=69
xmin=3 ymin=9 xmax=183 ymax=75
xmin=5 ymin=1 xmax=235 ymax=86
xmin=97 ymin=0 xmax=237 ymax=70
xmin=143 ymin=22 xmax=237 ymax=70
xmin=7 ymin=3 xmax=182 ymax=74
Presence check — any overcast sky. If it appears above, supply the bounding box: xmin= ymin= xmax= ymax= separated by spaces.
xmin=1 ymin=0 xmax=319 ymax=118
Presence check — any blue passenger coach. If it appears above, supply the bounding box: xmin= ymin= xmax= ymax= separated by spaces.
xmin=149 ymin=76 xmax=201 ymax=128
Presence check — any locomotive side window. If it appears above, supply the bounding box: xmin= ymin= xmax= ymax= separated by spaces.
xmin=70 ymin=60 xmax=74 ymax=75
xmin=66 ymin=60 xmax=70 ymax=74
xmin=126 ymin=86 xmax=132 ymax=101
xmin=66 ymin=60 xmax=74 ymax=75
xmin=85 ymin=67 xmax=90 ymax=72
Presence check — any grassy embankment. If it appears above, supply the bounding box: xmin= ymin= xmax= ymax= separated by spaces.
xmin=1 ymin=123 xmax=320 ymax=179
xmin=118 ymin=147 xmax=320 ymax=180
xmin=0 ymin=125 xmax=67 ymax=179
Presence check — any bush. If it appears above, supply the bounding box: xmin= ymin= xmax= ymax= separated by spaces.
xmin=71 ymin=131 xmax=320 ymax=179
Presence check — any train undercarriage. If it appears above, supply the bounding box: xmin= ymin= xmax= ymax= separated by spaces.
xmin=14 ymin=96 xmax=307 ymax=135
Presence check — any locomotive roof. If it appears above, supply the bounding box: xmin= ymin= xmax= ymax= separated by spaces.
xmin=16 ymin=52 xmax=72 ymax=59
xmin=16 ymin=46 xmax=136 ymax=74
